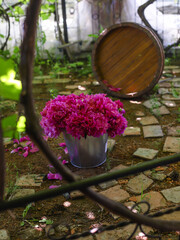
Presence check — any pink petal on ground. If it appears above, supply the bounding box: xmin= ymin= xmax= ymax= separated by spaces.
xmin=20 ymin=136 xmax=30 ymax=142
xmin=47 ymin=172 xmax=62 ymax=180
xmin=64 ymin=147 xmax=68 ymax=154
xmin=11 ymin=149 xmax=19 ymax=154
xmin=43 ymin=136 xmax=49 ymax=141
xmin=49 ymin=185 xmax=60 ymax=189
xmin=58 ymin=155 xmax=62 ymax=160
xmin=34 ymin=225 xmax=43 ymax=231
xmin=23 ymin=150 xmax=29 ymax=158
xmin=59 ymin=142 xmax=66 ymax=147
xmin=48 ymin=164 xmax=54 ymax=168
xmin=13 ymin=139 xmax=19 ymax=144
xmin=62 ymin=160 xmax=68 ymax=164
xmin=30 ymin=146 xmax=39 ymax=153
xmin=25 ymin=141 xmax=32 ymax=146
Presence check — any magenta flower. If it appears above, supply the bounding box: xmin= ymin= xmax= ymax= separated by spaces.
xmin=40 ymin=93 xmax=127 ymax=139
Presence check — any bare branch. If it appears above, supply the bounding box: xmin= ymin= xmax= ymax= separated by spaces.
xmin=0 ymin=118 xmax=5 ymax=200
xmin=0 ymin=6 xmax=10 ymax=51
xmin=138 ymin=0 xmax=163 ymax=43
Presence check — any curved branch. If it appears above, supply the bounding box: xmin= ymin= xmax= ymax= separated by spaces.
xmin=0 ymin=6 xmax=10 ymax=51
xmin=19 ymin=0 xmax=180 ymax=233
xmin=137 ymin=0 xmax=163 ymax=43
xmin=164 ymin=37 xmax=180 ymax=53
xmin=0 ymin=153 xmax=179 ymax=210
xmin=0 ymin=119 xmax=5 ymax=200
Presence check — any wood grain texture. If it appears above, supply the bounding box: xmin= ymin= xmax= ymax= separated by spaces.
xmin=92 ymin=23 xmax=164 ymax=98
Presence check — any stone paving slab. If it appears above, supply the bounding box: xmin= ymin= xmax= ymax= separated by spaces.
xmin=143 ymin=99 xmax=161 ymax=109
xmin=33 ymin=75 xmax=50 ymax=80
xmin=98 ymin=180 xmax=118 ymax=190
xmin=75 ymin=80 xmax=91 ymax=86
xmin=126 ymin=174 xmax=153 ymax=194
xmin=174 ymin=81 xmax=180 ymax=87
xmin=151 ymin=105 xmax=170 ymax=116
xmin=139 ymin=116 xmax=159 ymax=125
xmin=135 ymin=111 xmax=145 ymax=117
xmin=44 ymin=78 xmax=71 ymax=84
xmin=18 ymin=227 xmax=43 ymax=240
xmin=167 ymin=126 xmax=180 ymax=136
xmin=123 ymin=127 xmax=141 ymax=136
xmin=143 ymin=125 xmax=164 ymax=138
xmin=95 ymin=224 xmax=152 ymax=240
xmin=0 ymin=229 xmax=10 ymax=240
xmin=70 ymin=190 xmax=84 ymax=199
xmin=162 ymin=94 xmax=180 ymax=100
xmin=100 ymin=185 xmax=130 ymax=202
xmin=59 ymin=91 xmax=72 ymax=95
xmin=151 ymin=172 xmax=167 ymax=181
xmin=10 ymin=189 xmax=35 ymax=200
xmin=110 ymin=164 xmax=128 ymax=172
xmin=65 ymin=85 xmax=78 ymax=90
xmin=163 ymin=136 xmax=180 ymax=153
xmin=161 ymin=100 xmax=177 ymax=107
xmin=155 ymin=208 xmax=180 ymax=221
xmin=161 ymin=186 xmax=180 ymax=203
xmin=136 ymin=191 xmax=167 ymax=211
xmin=164 ymin=65 xmax=180 ymax=69
xmin=133 ymin=148 xmax=158 ymax=160
xmin=73 ymin=90 xmax=88 ymax=95
xmin=158 ymin=88 xmax=170 ymax=95
xmin=15 ymin=174 xmax=45 ymax=187
xmin=159 ymin=82 xmax=171 ymax=88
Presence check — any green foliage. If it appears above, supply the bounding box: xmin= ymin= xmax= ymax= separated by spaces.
xmin=21 ymin=203 xmax=33 ymax=226
xmin=40 ymin=3 xmax=55 ymax=20
xmin=0 ymin=57 xmax=22 ymax=101
xmin=88 ymin=26 xmax=104 ymax=39
xmin=49 ymin=57 xmax=92 ymax=78
xmin=8 ymin=5 xmax=24 ymax=22
xmin=178 ymin=108 xmax=180 ymax=123
xmin=171 ymin=82 xmax=179 ymax=98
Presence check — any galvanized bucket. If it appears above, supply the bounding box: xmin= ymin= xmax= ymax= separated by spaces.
xmin=63 ymin=132 xmax=108 ymax=168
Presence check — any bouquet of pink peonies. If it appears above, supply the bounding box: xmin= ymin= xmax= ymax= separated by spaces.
xmin=40 ymin=93 xmax=127 ymax=139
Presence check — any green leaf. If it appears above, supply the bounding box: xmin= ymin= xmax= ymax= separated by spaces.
xmin=0 ymin=34 xmax=4 ymax=38
xmin=45 ymin=219 xmax=53 ymax=225
xmin=1 ymin=114 xmax=18 ymax=139
xmin=40 ymin=12 xmax=51 ymax=20
xmin=14 ymin=6 xmax=24 ymax=15
xmin=0 ymin=57 xmax=22 ymax=101
xmin=20 ymin=221 xmax=25 ymax=226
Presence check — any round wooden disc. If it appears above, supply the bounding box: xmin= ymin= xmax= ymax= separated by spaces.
xmin=92 ymin=23 xmax=164 ymax=98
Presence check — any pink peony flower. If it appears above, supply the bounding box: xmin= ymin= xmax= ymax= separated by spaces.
xmin=40 ymin=93 xmax=127 ymax=139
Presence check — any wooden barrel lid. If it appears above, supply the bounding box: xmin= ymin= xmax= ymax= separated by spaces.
xmin=92 ymin=22 xmax=164 ymax=98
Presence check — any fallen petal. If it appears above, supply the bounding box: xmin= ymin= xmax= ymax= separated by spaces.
xmin=49 ymin=185 xmax=60 ymax=189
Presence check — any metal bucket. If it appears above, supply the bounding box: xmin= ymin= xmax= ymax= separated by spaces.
xmin=63 ymin=132 xmax=108 ymax=168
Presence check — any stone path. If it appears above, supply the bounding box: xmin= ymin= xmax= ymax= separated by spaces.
xmin=1 ymin=66 xmax=180 ymax=240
